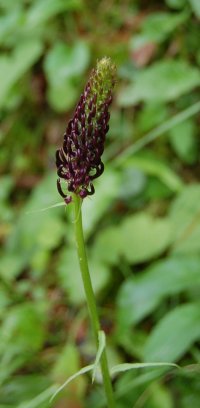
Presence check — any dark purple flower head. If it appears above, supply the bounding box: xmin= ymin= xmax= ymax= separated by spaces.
xmin=56 ymin=57 xmax=116 ymax=204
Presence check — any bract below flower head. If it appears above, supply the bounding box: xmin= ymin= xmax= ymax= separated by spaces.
xmin=56 ymin=57 xmax=116 ymax=204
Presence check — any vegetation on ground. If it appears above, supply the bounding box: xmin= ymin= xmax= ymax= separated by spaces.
xmin=1 ymin=0 xmax=200 ymax=407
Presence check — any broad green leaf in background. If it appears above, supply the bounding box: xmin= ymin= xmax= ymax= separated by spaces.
xmin=0 ymin=254 xmax=27 ymax=282
xmin=173 ymin=222 xmax=200 ymax=254
xmin=52 ymin=342 xmax=86 ymax=397
xmin=0 ymin=0 xmax=82 ymax=47
xmin=144 ymin=177 xmax=173 ymax=200
xmin=47 ymin=80 xmax=79 ymax=112
xmin=0 ymin=302 xmax=48 ymax=386
xmin=44 ymin=40 xmax=90 ymax=111
xmin=0 ymin=173 xmax=64 ymax=280
xmin=119 ymin=166 xmax=148 ymax=202
xmin=27 ymin=0 xmax=82 ymax=28
xmin=123 ymin=155 xmax=183 ymax=192
xmin=57 ymin=248 xmax=110 ymax=305
xmin=92 ymin=210 xmax=173 ymax=273
xmin=4 ymin=208 xmax=64 ymax=274
xmin=169 ymin=184 xmax=200 ymax=254
xmin=0 ymin=0 xmax=32 ymax=10
xmin=120 ymin=212 xmax=172 ymax=264
xmin=82 ymin=168 xmax=121 ymax=238
xmin=0 ymin=175 xmax=13 ymax=201
xmin=0 ymin=8 xmax=23 ymax=47
xmin=148 ymin=382 xmax=174 ymax=408
xmin=0 ymin=0 xmax=18 ymax=9
xmin=118 ymin=60 xmax=200 ymax=107
xmin=25 ymin=173 xmax=61 ymax=210
xmin=144 ymin=303 xmax=200 ymax=362
xmin=0 ymin=302 xmax=47 ymax=353
xmin=117 ymin=255 xmax=200 ymax=328
xmin=189 ymin=0 xmax=200 ymax=17
xmin=169 ymin=119 xmax=198 ymax=164
xmin=91 ymin=226 xmax=122 ymax=265
xmin=119 ymin=168 xmax=146 ymax=200
xmin=0 ymin=175 xmax=14 ymax=223
xmin=1 ymin=375 xmax=52 ymax=408
xmin=136 ymin=103 xmax=169 ymax=133
xmin=16 ymin=385 xmax=56 ymax=408
xmin=108 ymin=108 xmax=134 ymax=141
xmin=45 ymin=40 xmax=90 ymax=80
xmin=0 ymin=285 xmax=10 ymax=319
xmin=165 ymin=0 xmax=187 ymax=9
xmin=130 ymin=11 xmax=187 ymax=50
xmin=175 ymin=373 xmax=200 ymax=408
xmin=0 ymin=40 xmax=43 ymax=108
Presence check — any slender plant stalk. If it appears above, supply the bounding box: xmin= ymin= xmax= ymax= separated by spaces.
xmin=72 ymin=193 xmax=115 ymax=408
xmin=104 ymin=100 xmax=200 ymax=164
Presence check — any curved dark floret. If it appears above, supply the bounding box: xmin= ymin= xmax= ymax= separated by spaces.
xmin=56 ymin=57 xmax=116 ymax=204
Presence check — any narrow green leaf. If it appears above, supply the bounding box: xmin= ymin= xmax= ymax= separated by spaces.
xmin=115 ymin=369 xmax=168 ymax=401
xmin=92 ymin=331 xmax=106 ymax=382
xmin=117 ymin=255 xmax=200 ymax=327
xmin=111 ymin=362 xmax=179 ymax=376
xmin=50 ymin=364 xmax=93 ymax=402
xmin=144 ymin=303 xmax=200 ymax=362
xmin=26 ymin=201 xmax=65 ymax=214
xmin=17 ymin=385 xmax=57 ymax=408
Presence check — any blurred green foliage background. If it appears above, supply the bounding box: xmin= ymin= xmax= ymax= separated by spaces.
xmin=1 ymin=0 xmax=200 ymax=407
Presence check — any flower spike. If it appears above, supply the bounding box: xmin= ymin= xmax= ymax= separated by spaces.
xmin=56 ymin=57 xmax=116 ymax=203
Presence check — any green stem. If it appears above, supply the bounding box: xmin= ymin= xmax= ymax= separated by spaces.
xmin=72 ymin=193 xmax=115 ymax=408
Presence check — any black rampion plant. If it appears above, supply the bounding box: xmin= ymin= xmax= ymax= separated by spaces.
xmin=54 ymin=57 xmax=117 ymax=408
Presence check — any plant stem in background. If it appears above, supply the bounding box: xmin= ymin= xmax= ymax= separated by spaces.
xmin=72 ymin=193 xmax=115 ymax=408
xmin=105 ymin=100 xmax=200 ymax=164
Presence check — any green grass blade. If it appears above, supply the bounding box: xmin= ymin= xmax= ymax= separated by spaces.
xmin=26 ymin=201 xmax=65 ymax=214
xmin=111 ymin=362 xmax=179 ymax=376
xmin=17 ymin=385 xmax=57 ymax=408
